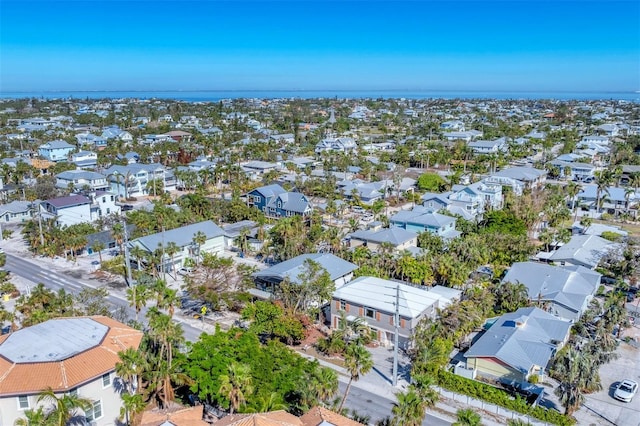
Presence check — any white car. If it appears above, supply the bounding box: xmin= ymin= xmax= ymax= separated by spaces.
xmin=614 ymin=379 xmax=638 ymax=402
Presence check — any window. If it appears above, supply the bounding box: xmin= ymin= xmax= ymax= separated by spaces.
xmin=86 ymin=400 xmax=102 ymax=421
xmin=102 ymin=197 xmax=106 ymax=203
xmin=102 ymin=373 xmax=111 ymax=387
xmin=254 ymin=195 xmax=261 ymax=203
xmin=365 ymin=307 xmax=375 ymax=319
xmin=339 ymin=300 xmax=346 ymax=310
xmin=67 ymin=388 xmax=78 ymax=397
xmin=17 ymin=395 xmax=29 ymax=410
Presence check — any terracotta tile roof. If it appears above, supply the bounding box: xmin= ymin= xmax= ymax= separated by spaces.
xmin=215 ymin=410 xmax=303 ymax=426
xmin=0 ymin=316 xmax=142 ymax=396
xmin=299 ymin=406 xmax=364 ymax=426
xmin=139 ymin=405 xmax=208 ymax=426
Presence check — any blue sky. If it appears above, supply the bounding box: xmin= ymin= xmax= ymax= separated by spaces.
xmin=1 ymin=0 xmax=638 ymax=92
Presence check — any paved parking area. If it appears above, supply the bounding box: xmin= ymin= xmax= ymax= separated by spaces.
xmin=577 ymin=335 xmax=640 ymax=426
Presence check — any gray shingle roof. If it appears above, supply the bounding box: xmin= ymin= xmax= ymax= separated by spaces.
xmin=267 ymin=192 xmax=311 ymax=213
xmin=251 ymin=184 xmax=286 ymax=199
xmin=548 ymin=234 xmax=619 ymax=268
xmin=390 ymin=207 xmax=455 ymax=228
xmin=502 ymin=262 xmax=600 ymax=317
xmin=253 ymin=253 xmax=357 ymax=284
xmin=131 ymin=220 xmax=224 ymax=252
xmin=491 ymin=167 xmax=545 ymax=182
xmin=465 ymin=307 xmax=571 ymax=374
xmin=349 ymin=227 xmax=417 ymax=246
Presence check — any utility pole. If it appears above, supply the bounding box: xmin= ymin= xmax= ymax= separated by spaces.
xmin=122 ymin=217 xmax=133 ymax=286
xmin=393 ymin=284 xmax=400 ymax=387
xmin=161 ymin=225 xmax=166 ymax=281
xmin=37 ymin=211 xmax=45 ymax=247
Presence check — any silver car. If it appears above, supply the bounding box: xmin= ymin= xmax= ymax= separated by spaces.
xmin=614 ymin=379 xmax=638 ymax=402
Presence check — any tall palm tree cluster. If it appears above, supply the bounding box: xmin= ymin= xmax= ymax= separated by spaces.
xmin=550 ymin=291 xmax=628 ymax=415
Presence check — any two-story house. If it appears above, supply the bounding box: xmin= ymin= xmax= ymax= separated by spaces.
xmin=0 ymin=316 xmax=142 ymax=426
xmin=56 ymin=170 xmax=109 ymax=192
xmin=75 ymin=133 xmax=107 ymax=149
xmin=484 ymin=166 xmax=546 ymax=195
xmin=331 ymin=277 xmax=461 ymax=348
xmin=247 ymin=184 xmax=312 ymax=218
xmin=71 ymin=150 xmax=98 ymax=169
xmin=105 ymin=163 xmax=176 ymax=198
xmin=38 ymin=140 xmax=75 ymax=162
xmin=40 ymin=192 xmax=120 ymax=227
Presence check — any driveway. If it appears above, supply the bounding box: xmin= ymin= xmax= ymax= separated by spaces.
xmin=577 ymin=335 xmax=640 ymax=426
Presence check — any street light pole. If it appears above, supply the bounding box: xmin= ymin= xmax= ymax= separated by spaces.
xmin=393 ymin=284 xmax=400 ymax=387
xmin=122 ymin=217 xmax=133 ymax=286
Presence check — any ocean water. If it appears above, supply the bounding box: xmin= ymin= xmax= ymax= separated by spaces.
xmin=0 ymin=90 xmax=638 ymax=102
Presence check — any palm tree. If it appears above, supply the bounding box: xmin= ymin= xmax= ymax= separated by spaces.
xmin=116 ymin=347 xmax=147 ymax=395
xmin=565 ymin=181 xmax=581 ymax=221
xmin=192 ymin=231 xmax=207 ymax=265
xmin=311 ymin=367 xmax=339 ymax=404
xmin=219 ymin=362 xmax=254 ymax=414
xmin=452 ymin=408 xmax=482 ymax=426
xmin=409 ymin=374 xmax=439 ymax=409
xmin=36 ymin=387 xmax=93 ymax=426
xmin=13 ymin=407 xmax=49 ymax=426
xmin=551 ymin=347 xmax=602 ymax=415
xmin=338 ymin=342 xmax=373 ymax=411
xmin=129 ymin=245 xmax=146 ymax=273
xmin=119 ymin=393 xmax=145 ymax=426
xmin=164 ymin=241 xmax=179 ymax=276
xmin=91 ymin=240 xmax=105 ymax=264
xmin=126 ymin=284 xmax=150 ymax=322
xmin=391 ymin=388 xmax=426 ymax=426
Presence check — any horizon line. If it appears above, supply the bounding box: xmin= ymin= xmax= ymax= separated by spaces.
xmin=1 ymin=89 xmax=638 ymax=94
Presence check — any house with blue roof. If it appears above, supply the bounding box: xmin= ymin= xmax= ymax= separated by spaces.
xmin=390 ymin=206 xmax=460 ymax=239
xmin=128 ymin=220 xmax=225 ymax=272
xmin=464 ymin=307 xmax=571 ymax=385
xmin=247 ymin=184 xmax=312 ymax=218
xmin=38 ymin=140 xmax=75 ymax=162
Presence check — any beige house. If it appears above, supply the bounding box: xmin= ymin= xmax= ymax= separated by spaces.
xmin=0 ymin=316 xmax=142 ymax=426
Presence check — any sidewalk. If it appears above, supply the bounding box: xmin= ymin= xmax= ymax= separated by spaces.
xmin=298 ymin=347 xmax=558 ymax=426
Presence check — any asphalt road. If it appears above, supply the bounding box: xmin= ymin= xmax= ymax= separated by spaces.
xmin=6 ymin=253 xmax=452 ymax=425
xmin=337 ymin=381 xmax=451 ymax=426
xmin=4 ymin=253 xmax=205 ymax=342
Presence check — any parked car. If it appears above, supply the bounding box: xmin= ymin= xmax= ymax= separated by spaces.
xmin=614 ymin=379 xmax=638 ymax=402
xmin=121 ymin=204 xmax=134 ymax=211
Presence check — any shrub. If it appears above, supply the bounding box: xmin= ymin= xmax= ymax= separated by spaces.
xmin=437 ymin=371 xmax=574 ymax=426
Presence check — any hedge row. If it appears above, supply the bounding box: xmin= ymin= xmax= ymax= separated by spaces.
xmin=437 ymin=370 xmax=574 ymax=426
